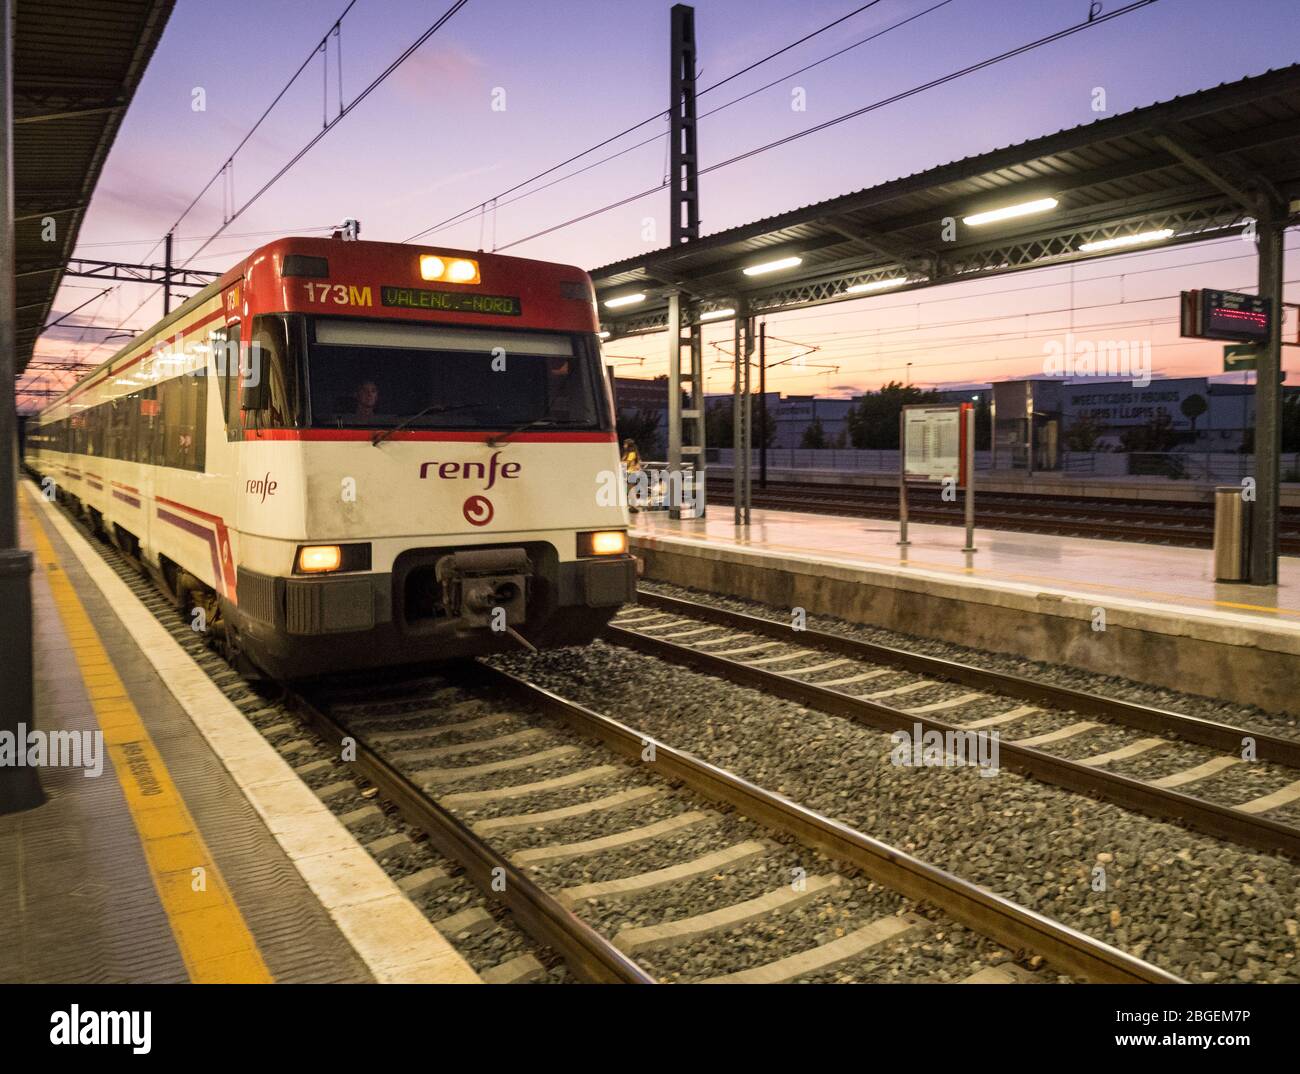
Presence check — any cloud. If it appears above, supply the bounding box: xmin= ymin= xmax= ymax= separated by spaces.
xmin=390 ymin=42 xmax=485 ymax=99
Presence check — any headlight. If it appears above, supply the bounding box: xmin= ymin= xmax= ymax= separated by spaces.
xmin=577 ymin=530 xmax=628 ymax=557
xmin=420 ymin=254 xmax=480 ymax=284
xmin=297 ymin=545 xmax=342 ymax=573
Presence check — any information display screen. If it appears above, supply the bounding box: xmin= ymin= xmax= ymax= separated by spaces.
xmin=1187 ymin=289 xmax=1271 ymax=342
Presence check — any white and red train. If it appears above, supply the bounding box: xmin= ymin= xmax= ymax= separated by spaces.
xmin=25 ymin=237 xmax=635 ymax=678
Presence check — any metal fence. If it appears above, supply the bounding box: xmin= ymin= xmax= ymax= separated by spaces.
xmin=1060 ymin=452 xmax=1300 ymax=481
xmin=705 ymin=448 xmax=1300 ymax=481
xmin=709 ymin=448 xmax=993 ymax=471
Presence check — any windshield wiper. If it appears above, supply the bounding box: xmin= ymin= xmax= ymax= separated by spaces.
xmin=371 ymin=402 xmax=488 ymax=446
xmin=486 ymin=418 xmax=558 ymax=447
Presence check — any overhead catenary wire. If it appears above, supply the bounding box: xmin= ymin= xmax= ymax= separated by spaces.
xmin=406 ymin=0 xmax=957 ymax=246
xmin=178 ymin=0 xmax=470 ymax=270
xmin=73 ymin=225 xmax=336 ymax=252
xmin=404 ymin=0 xmax=909 ymax=243
xmin=496 ymin=0 xmax=1161 ymax=251
xmin=72 ymin=0 xmax=471 ymax=365
xmin=63 ymin=1 xmax=364 ymax=361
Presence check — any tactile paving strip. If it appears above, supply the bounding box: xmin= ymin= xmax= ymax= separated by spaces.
xmin=4 ymin=508 xmax=374 ymax=984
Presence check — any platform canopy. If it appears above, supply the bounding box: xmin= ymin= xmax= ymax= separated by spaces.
xmin=591 ymin=64 xmax=1300 ymax=336
xmin=12 ymin=0 xmax=175 ymax=375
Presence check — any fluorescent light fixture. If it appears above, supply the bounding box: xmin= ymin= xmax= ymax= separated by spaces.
xmin=1078 ymin=229 xmax=1174 ymax=253
xmin=845 ymin=276 xmax=908 ymax=294
xmin=962 ymin=197 xmax=1059 ymax=227
xmin=604 ymin=292 xmax=646 ymax=309
xmin=700 ymin=307 xmax=736 ymax=321
xmin=742 ymin=255 xmax=802 ymax=276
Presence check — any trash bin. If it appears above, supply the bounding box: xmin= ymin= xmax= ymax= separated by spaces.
xmin=1213 ymin=486 xmax=1251 ymax=582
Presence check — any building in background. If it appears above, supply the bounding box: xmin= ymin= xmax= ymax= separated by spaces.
xmin=614 ymin=374 xmax=1289 ymax=466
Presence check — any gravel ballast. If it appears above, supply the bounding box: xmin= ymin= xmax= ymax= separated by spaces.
xmin=490 ymin=632 xmax=1300 ymax=983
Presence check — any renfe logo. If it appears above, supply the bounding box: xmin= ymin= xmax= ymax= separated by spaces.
xmin=419 ymin=451 xmax=520 ymax=491
xmin=246 ymin=472 xmax=277 ymax=503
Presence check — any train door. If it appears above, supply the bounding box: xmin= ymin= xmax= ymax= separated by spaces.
xmin=207 ymin=283 xmax=244 ymax=589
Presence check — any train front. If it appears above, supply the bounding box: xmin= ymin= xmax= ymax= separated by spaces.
xmin=229 ymin=237 xmax=634 ymax=679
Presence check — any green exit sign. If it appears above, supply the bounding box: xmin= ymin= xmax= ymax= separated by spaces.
xmin=1223 ymin=343 xmax=1259 ymax=372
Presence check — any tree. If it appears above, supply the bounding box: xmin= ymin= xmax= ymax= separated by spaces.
xmin=800 ymin=417 xmax=827 ymax=449
xmin=1281 ymin=390 xmax=1300 ymax=452
xmin=616 ymin=407 xmax=663 ymax=460
xmin=1119 ymin=414 xmax=1180 ymax=453
xmin=1180 ymin=392 xmax=1208 ymax=436
xmin=706 ymin=397 xmax=775 ymax=448
xmin=1065 ymin=414 xmax=1105 ymax=452
xmin=1121 ymin=415 xmax=1184 ymax=477
xmin=844 ymin=381 xmax=938 ymax=449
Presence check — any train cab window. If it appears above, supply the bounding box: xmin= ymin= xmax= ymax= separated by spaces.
xmin=213 ymin=321 xmax=243 ymax=441
xmin=305 ymin=319 xmax=606 ymax=432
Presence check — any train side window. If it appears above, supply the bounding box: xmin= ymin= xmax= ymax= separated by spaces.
xmin=161 ymin=371 xmax=207 ymax=471
xmin=244 ymin=314 xmax=303 ymax=431
xmin=125 ymin=393 xmax=141 ymax=463
xmin=190 ymin=371 xmax=207 ymax=470
xmin=138 ymin=386 xmax=159 ymax=466
xmin=106 ymin=399 xmax=124 ymax=460
xmin=213 ymin=321 xmax=243 ymax=441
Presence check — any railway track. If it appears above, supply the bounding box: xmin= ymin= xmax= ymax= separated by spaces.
xmin=607 ymin=592 xmax=1300 ymax=861
xmin=291 ymin=663 xmax=1177 ymax=983
xmin=46 ymin=491 xmax=1182 ymax=984
xmin=707 ymin=477 xmax=1300 ymax=552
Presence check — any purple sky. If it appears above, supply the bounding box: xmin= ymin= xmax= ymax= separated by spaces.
xmin=28 ymin=0 xmax=1300 ymax=405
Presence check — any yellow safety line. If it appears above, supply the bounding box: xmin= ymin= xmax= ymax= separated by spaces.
xmin=21 ymin=493 xmax=273 ymax=984
xmin=634 ymin=527 xmax=1300 ymax=619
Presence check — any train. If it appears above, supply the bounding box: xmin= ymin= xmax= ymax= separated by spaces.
xmin=24 ymin=236 xmax=636 ymax=679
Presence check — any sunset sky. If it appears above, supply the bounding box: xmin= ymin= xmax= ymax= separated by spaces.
xmin=25 ymin=0 xmax=1300 ymax=408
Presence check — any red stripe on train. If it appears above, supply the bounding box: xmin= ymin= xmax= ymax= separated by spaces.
xmin=155 ymin=495 xmax=239 ymax=603
xmin=242 ymin=429 xmax=616 ymax=443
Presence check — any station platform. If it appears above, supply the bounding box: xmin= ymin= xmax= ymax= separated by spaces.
xmin=2 ymin=484 xmax=480 ymax=984
xmin=631 ymin=507 xmax=1300 ymax=716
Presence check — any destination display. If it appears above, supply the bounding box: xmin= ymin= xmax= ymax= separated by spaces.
xmin=1180 ymin=288 xmax=1271 ymax=343
xmin=1202 ymin=289 xmax=1270 ymax=342
xmin=381 ymin=285 xmax=521 ymax=316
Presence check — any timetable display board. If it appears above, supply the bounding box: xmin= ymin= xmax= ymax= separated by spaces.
xmin=902 ymin=404 xmax=966 ymax=484
xmin=1180 ymin=288 xmax=1271 ymax=343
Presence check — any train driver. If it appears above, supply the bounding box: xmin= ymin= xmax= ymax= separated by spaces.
xmin=353 ymin=379 xmax=380 ymax=420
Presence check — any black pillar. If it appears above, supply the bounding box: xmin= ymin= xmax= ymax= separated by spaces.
xmin=0 ymin=0 xmax=44 ymax=813
xmin=1249 ymin=208 xmax=1285 ymax=586
xmin=759 ymin=322 xmax=767 ymax=489
xmin=163 ymin=230 xmax=173 ymax=316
